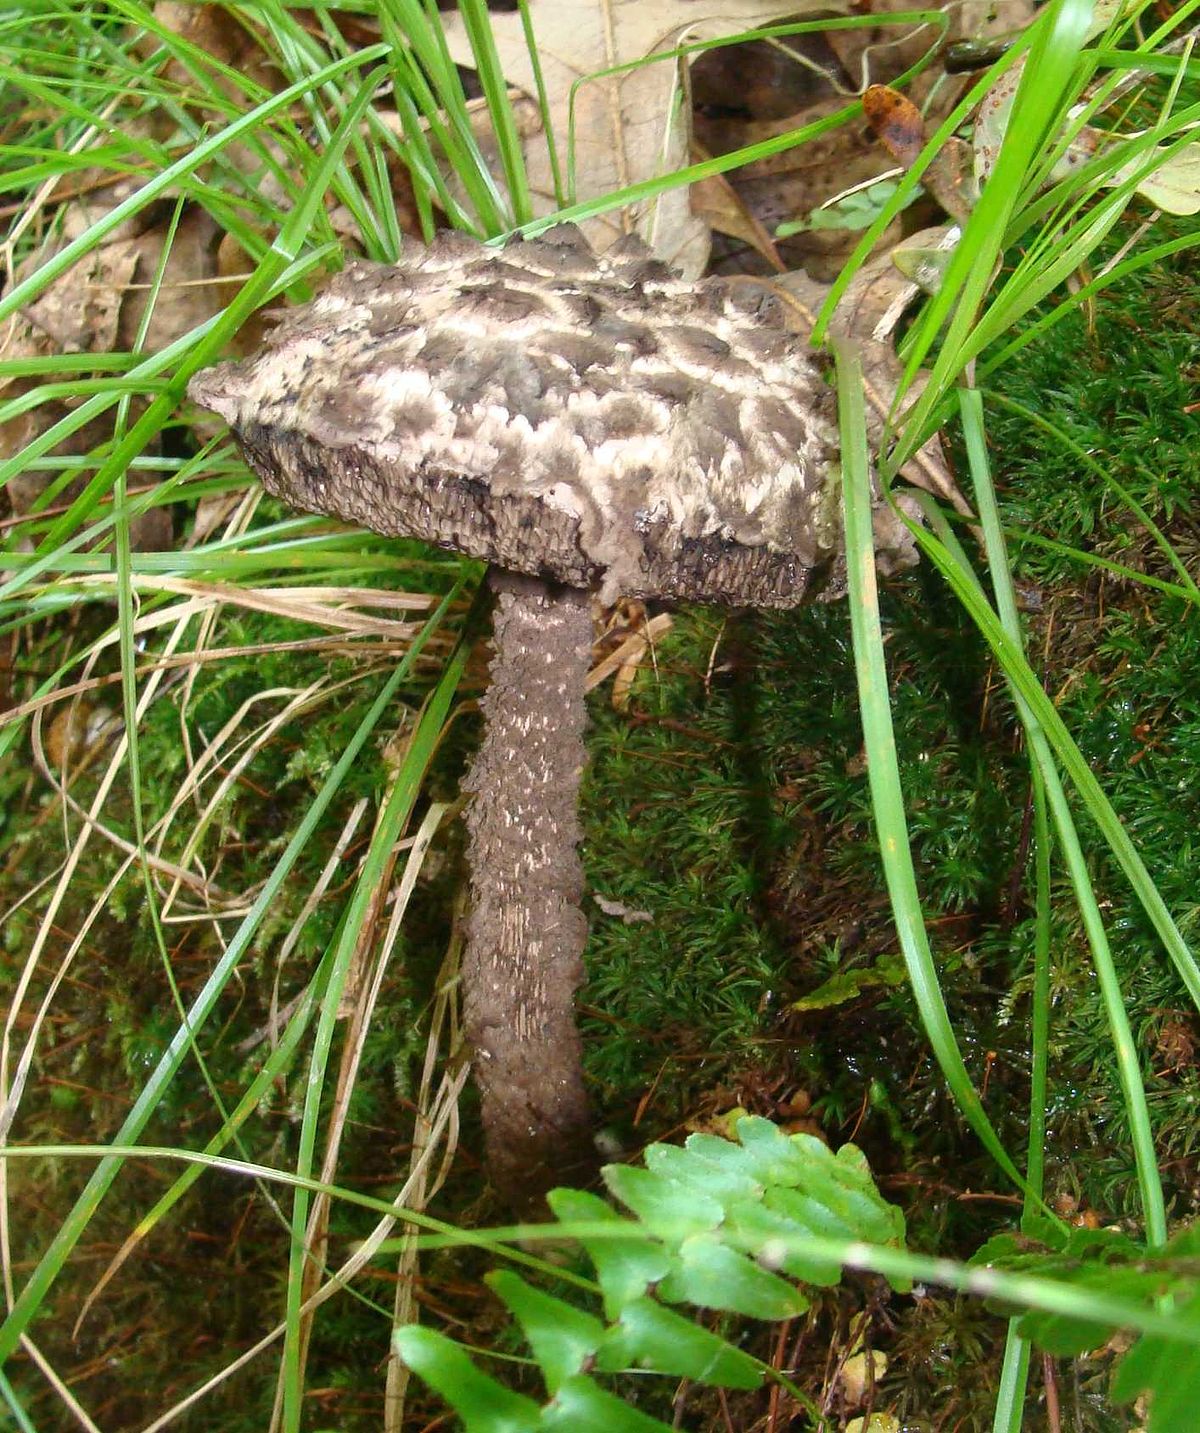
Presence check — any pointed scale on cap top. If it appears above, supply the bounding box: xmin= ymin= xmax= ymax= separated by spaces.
xmin=188 ymin=225 xmax=888 ymax=608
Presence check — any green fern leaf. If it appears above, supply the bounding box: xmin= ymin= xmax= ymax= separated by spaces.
xmin=1111 ymin=1291 xmax=1200 ymax=1433
xmin=545 ymin=1187 xmax=672 ymax=1316
xmin=602 ymin=1164 xmax=724 ymax=1239
xmin=656 ymin=1232 xmax=809 ymax=1318
xmin=605 ymin=1118 xmax=908 ymax=1300
xmin=722 ymin=1198 xmax=843 ymax=1285
xmin=973 ymin=1220 xmax=1200 ymax=1430
xmin=536 ymin=1376 xmax=674 ymax=1431
xmin=400 ymin=1119 xmax=906 ymax=1428
xmin=642 ymin=1139 xmax=763 ymax=1203
xmin=596 ymin=1297 xmax=762 ymax=1388
xmin=393 ymin=1326 xmax=542 ymax=1431
xmin=488 ymin=1271 xmax=605 ymax=1393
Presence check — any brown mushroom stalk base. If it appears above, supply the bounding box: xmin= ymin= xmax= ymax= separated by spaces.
xmin=463 ymin=571 xmax=595 ymax=1211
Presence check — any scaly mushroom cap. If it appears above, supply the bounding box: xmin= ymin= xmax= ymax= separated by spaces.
xmin=190 ymin=226 xmax=886 ymax=606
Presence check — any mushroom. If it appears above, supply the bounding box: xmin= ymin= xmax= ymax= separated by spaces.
xmin=187 ymin=225 xmax=916 ymax=1210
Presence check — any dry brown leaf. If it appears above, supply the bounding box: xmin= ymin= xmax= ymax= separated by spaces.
xmin=695 ymin=0 xmax=1031 ymax=276
xmin=586 ymin=611 xmax=674 ymax=701
xmin=441 ymin=0 xmax=852 ymax=274
xmin=115 ymin=206 xmax=225 ymax=354
xmin=711 ymin=97 xmax=905 ymax=280
xmin=864 ymin=84 xmax=975 ymax=224
xmin=3 ymin=206 xmax=227 ymax=548
xmin=22 ymin=245 xmax=137 ymax=356
xmin=690 ymin=162 xmax=786 ymax=273
xmin=188 ymin=491 xmax=251 ymax=547
xmin=862 ymin=84 xmax=924 ymax=169
xmin=146 ymin=1 xmax=278 ymax=100
xmin=827 ymin=0 xmax=1032 ymax=87
xmin=690 ymin=14 xmax=906 ymax=265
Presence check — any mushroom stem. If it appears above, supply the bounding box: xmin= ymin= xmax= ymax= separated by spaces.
xmin=462 ymin=570 xmax=595 ymax=1210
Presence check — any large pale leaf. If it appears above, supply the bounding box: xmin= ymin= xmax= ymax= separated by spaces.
xmin=441 ymin=0 xmax=846 ymax=275
xmin=1113 ymin=143 xmax=1200 ymax=216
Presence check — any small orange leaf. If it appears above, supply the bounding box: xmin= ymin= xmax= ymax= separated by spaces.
xmin=863 ymin=84 xmax=925 ymax=168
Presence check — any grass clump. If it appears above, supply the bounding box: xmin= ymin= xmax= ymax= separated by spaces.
xmin=2 ymin=0 xmax=1200 ymax=1428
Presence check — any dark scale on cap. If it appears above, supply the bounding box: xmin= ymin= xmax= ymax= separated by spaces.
xmin=634 ymin=370 xmax=693 ymax=407
xmin=457 ymin=281 xmax=554 ymax=326
xmin=662 ymin=324 xmax=732 ymax=363
xmin=600 ymin=394 xmax=659 ymax=441
xmin=517 ymin=226 xmax=597 ymax=274
xmin=690 ymin=388 xmax=744 ymax=448
xmin=188 ymin=224 xmax=917 ymax=607
xmin=550 ymin=332 xmax=610 ymax=377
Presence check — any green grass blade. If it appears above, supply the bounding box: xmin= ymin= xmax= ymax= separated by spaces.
xmin=992 ymin=1328 xmax=1033 ymax=1433
xmin=1026 ymin=772 xmax=1053 ymax=1219
xmin=0 ymin=45 xmax=389 ymax=328
xmin=0 ymin=1368 xmax=37 ymax=1433
xmin=959 ymin=387 xmax=1166 ymax=1244
xmin=910 ymin=526 xmax=1200 ymax=1015
xmin=833 ymin=339 xmax=1031 ymax=1200
xmin=377 ymin=0 xmax=507 ymax=232
xmin=29 ymin=64 xmax=387 ymax=557
xmin=516 ymin=0 xmax=565 ymax=207
xmin=888 ymin=0 xmax=1097 ymax=473
xmin=457 ymin=0 xmax=532 ymax=225
xmin=977 ymin=226 xmax=1200 ymax=380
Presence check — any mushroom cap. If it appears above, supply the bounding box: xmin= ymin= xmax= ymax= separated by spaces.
xmin=189 ymin=225 xmax=848 ymax=607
